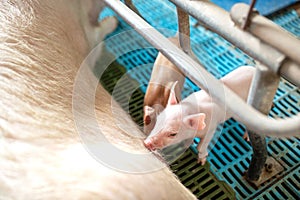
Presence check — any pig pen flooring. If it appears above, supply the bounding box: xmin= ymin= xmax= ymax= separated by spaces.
xmin=97 ymin=1 xmax=300 ymax=199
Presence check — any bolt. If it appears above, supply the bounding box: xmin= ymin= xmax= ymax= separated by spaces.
xmin=265 ymin=163 xmax=273 ymax=172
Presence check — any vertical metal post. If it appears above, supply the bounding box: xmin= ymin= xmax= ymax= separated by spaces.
xmin=124 ymin=0 xmax=143 ymax=18
xmin=176 ymin=7 xmax=199 ymax=62
xmin=177 ymin=7 xmax=191 ymax=54
xmin=241 ymin=0 xmax=257 ymax=30
xmin=246 ymin=63 xmax=280 ymax=182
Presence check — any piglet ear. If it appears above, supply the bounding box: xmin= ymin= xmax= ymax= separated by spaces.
xmin=144 ymin=106 xmax=155 ymax=125
xmin=167 ymin=81 xmax=179 ymax=106
xmin=183 ymin=113 xmax=206 ymax=130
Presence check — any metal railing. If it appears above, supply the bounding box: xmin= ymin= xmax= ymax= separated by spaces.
xmin=103 ymin=0 xmax=300 ymax=182
xmin=103 ymin=0 xmax=300 ymax=137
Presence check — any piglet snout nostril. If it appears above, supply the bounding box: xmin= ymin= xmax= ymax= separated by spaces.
xmin=143 ymin=140 xmax=152 ymax=150
xmin=143 ymin=139 xmax=156 ymax=151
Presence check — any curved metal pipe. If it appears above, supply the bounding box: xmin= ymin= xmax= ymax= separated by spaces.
xmin=103 ymin=0 xmax=300 ymax=137
xmin=280 ymin=60 xmax=300 ymax=86
xmin=246 ymin=63 xmax=280 ymax=181
xmin=231 ymin=3 xmax=300 ymax=67
xmin=170 ymin=0 xmax=300 ymax=87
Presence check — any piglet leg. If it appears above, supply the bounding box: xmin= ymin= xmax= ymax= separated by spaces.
xmin=243 ymin=131 xmax=250 ymax=142
xmin=196 ymin=136 xmax=209 ymax=166
xmin=196 ymin=123 xmax=219 ymax=165
xmin=85 ymin=0 xmax=118 ymax=46
xmin=197 ymin=149 xmax=208 ymax=166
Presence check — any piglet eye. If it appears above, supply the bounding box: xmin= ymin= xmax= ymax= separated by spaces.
xmin=169 ymin=132 xmax=177 ymax=137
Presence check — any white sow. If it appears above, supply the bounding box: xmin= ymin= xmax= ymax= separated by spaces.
xmin=0 ymin=0 xmax=196 ymax=199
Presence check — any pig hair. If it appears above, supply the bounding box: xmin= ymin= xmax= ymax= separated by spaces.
xmin=0 ymin=1 xmax=196 ymax=199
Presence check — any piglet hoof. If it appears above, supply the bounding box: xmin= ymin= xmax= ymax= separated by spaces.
xmin=243 ymin=131 xmax=250 ymax=142
xmin=197 ymin=153 xmax=208 ymax=166
xmin=100 ymin=16 xmax=118 ymax=34
xmin=197 ymin=157 xmax=207 ymax=166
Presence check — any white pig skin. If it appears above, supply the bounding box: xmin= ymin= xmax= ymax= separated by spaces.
xmin=0 ymin=0 xmax=196 ymax=199
xmin=144 ymin=66 xmax=255 ymax=165
xmin=143 ymin=36 xmax=185 ymax=135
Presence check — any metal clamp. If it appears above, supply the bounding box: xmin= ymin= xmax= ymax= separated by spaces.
xmin=170 ymin=0 xmax=300 ymax=87
xmin=230 ymin=3 xmax=300 ymax=82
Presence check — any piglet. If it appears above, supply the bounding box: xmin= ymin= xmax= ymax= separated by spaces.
xmin=144 ymin=36 xmax=185 ymax=135
xmin=144 ymin=66 xmax=255 ymax=165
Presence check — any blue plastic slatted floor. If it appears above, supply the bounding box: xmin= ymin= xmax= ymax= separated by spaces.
xmin=100 ymin=0 xmax=300 ymax=199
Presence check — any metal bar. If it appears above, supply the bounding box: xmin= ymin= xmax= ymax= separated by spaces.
xmin=247 ymin=130 xmax=268 ymax=181
xmin=241 ymin=0 xmax=257 ymax=30
xmin=124 ymin=0 xmax=143 ymax=19
xmin=231 ymin=3 xmax=300 ymax=70
xmin=176 ymin=7 xmax=199 ymax=62
xmin=103 ymin=0 xmax=300 ymax=137
xmin=177 ymin=7 xmax=191 ymax=54
xmin=246 ymin=63 xmax=280 ymax=182
xmin=280 ymin=60 xmax=300 ymax=86
xmin=169 ymin=0 xmax=300 ymax=87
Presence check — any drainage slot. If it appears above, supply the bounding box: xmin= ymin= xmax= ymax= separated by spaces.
xmin=211 ymin=190 xmax=225 ymax=199
xmin=234 ymin=164 xmax=244 ymax=176
xmin=183 ymin=169 xmax=208 ymax=184
xmin=228 ymin=168 xmax=251 ymax=194
xmin=223 ymin=132 xmax=232 ymax=143
xmin=288 ymin=94 xmax=299 ymax=103
xmin=234 ymin=186 xmax=247 ymax=199
xmin=285 ymin=98 xmax=299 ymax=112
xmin=240 ymin=160 xmax=249 ymax=171
xmin=222 ymin=152 xmax=233 ymax=163
xmin=198 ymin=185 xmax=220 ymax=199
xmin=281 ymin=157 xmax=293 ymax=168
xmin=272 ymin=140 xmax=285 ymax=151
xmin=293 ymin=173 xmax=300 ymax=184
xmin=287 ymin=177 xmax=300 ymax=191
xmin=268 ymin=144 xmax=279 ymax=155
xmin=212 ymin=150 xmax=227 ymax=166
xmin=234 ymin=145 xmax=244 ymax=156
xmin=219 ymin=139 xmax=237 ymax=159
xmin=276 ymin=186 xmax=289 ymax=199
xmin=286 ymin=152 xmax=298 ymax=164
xmin=269 ymin=190 xmax=278 ymax=199
xmin=209 ymin=155 xmax=221 ymax=170
xmin=201 ymin=178 xmax=215 ymax=189
xmin=222 ymin=172 xmax=234 ymax=184
xmin=282 ymin=182 xmax=299 ymax=199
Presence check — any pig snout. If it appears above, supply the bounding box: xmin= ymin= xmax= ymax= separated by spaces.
xmin=143 ymin=137 xmax=161 ymax=151
xmin=144 ymin=140 xmax=154 ymax=151
xmin=143 ymin=139 xmax=155 ymax=151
